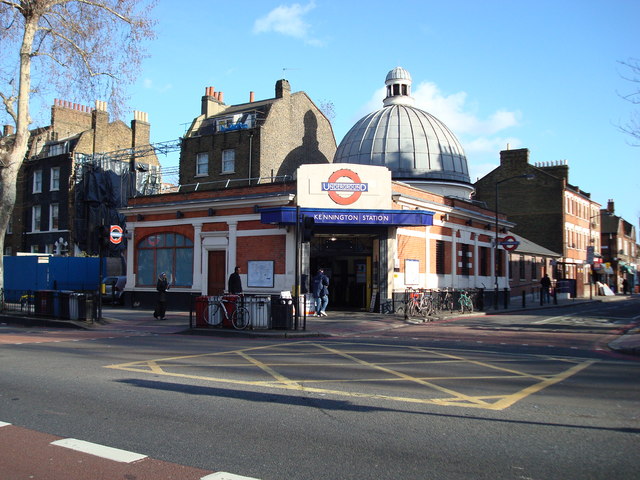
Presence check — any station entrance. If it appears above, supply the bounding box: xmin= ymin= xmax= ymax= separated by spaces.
xmin=308 ymin=226 xmax=388 ymax=311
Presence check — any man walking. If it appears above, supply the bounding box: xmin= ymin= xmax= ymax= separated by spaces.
xmin=311 ymin=268 xmax=329 ymax=317
xmin=541 ymin=273 xmax=551 ymax=304
xmin=228 ymin=266 xmax=243 ymax=295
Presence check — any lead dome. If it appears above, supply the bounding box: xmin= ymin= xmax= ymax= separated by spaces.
xmin=334 ymin=67 xmax=473 ymax=198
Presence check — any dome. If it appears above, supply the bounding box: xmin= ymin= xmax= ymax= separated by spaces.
xmin=334 ymin=67 xmax=473 ymax=197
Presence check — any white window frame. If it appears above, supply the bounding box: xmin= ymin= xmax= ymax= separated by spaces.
xmin=195 ymin=152 xmax=208 ymax=176
xmin=50 ymin=167 xmax=60 ymax=191
xmin=32 ymin=205 xmax=41 ymax=232
xmin=33 ymin=170 xmax=42 ymax=193
xmin=50 ymin=203 xmax=59 ymax=231
xmin=222 ymin=149 xmax=235 ymax=173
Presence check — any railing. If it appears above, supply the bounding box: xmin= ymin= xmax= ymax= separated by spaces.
xmin=401 ymin=288 xmax=483 ymax=319
xmin=0 ymin=288 xmax=97 ymax=322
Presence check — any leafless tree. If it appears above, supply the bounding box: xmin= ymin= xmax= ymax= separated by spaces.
xmin=618 ymin=57 xmax=640 ymax=146
xmin=0 ymin=0 xmax=156 ymax=290
xmin=318 ymin=99 xmax=335 ymax=123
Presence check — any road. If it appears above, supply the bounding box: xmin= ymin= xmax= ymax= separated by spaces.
xmin=1 ymin=298 xmax=639 ymax=479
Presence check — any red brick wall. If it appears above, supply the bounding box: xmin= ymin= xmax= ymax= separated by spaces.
xmin=237 ymin=235 xmax=287 ymax=274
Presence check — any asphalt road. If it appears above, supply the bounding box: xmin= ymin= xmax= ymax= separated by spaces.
xmin=1 ymin=299 xmax=639 ymax=480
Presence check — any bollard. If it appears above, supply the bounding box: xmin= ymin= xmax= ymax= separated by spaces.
xmin=522 ymin=291 xmax=526 ymax=308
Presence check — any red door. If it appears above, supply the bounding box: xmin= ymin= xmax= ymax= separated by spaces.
xmin=207 ymin=251 xmax=226 ymax=295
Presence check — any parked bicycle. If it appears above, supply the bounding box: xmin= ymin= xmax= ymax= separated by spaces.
xmin=202 ymin=295 xmax=251 ymax=330
xmin=405 ymin=289 xmax=436 ymax=318
xmin=458 ymin=290 xmax=474 ymax=314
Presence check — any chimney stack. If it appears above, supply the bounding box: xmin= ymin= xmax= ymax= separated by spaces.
xmin=201 ymin=86 xmax=227 ymax=117
xmin=3 ymin=125 xmax=14 ymax=136
xmin=131 ymin=110 xmax=150 ymax=148
xmin=607 ymin=199 xmax=615 ymax=214
xmin=249 ymin=91 xmax=255 ymax=103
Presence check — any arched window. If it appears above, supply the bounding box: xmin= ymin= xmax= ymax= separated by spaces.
xmin=137 ymin=233 xmax=193 ymax=287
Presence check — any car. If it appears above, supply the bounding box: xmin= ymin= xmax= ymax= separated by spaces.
xmin=102 ymin=276 xmax=126 ymax=305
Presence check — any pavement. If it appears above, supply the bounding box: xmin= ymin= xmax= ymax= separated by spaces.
xmin=1 ymin=294 xmax=638 ymax=355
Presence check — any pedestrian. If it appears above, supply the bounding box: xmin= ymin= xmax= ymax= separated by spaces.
xmin=153 ymin=272 xmax=169 ymax=320
xmin=228 ymin=266 xmax=243 ymax=295
xmin=622 ymin=278 xmax=629 ymax=295
xmin=311 ymin=268 xmax=329 ymax=317
xmin=540 ymin=273 xmax=551 ymax=304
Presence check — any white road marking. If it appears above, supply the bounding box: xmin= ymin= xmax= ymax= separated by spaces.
xmin=51 ymin=438 xmax=147 ymax=463
xmin=201 ymin=473 xmax=262 ymax=480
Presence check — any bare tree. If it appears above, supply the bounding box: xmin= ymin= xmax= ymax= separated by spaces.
xmin=0 ymin=0 xmax=156 ymax=290
xmin=618 ymin=57 xmax=640 ymax=146
xmin=318 ymin=99 xmax=335 ymax=123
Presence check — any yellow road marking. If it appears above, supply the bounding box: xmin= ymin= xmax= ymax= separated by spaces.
xmin=105 ymin=341 xmax=597 ymax=410
xmin=314 ymin=343 xmax=490 ymax=407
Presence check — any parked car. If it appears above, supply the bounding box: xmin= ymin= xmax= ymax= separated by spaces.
xmin=102 ymin=276 xmax=126 ymax=305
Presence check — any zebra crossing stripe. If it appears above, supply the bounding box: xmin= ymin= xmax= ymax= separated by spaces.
xmin=51 ymin=438 xmax=147 ymax=463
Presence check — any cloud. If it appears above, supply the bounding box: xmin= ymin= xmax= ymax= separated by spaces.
xmin=253 ymin=2 xmax=322 ymax=45
xmin=351 ymin=79 xmax=523 ymax=177
xmin=142 ymin=78 xmax=172 ymax=93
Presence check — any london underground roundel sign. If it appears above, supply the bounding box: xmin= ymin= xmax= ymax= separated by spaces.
xmin=321 ymin=169 xmax=368 ymax=206
xmin=109 ymin=225 xmax=123 ymax=245
xmin=500 ymin=235 xmax=519 ymax=251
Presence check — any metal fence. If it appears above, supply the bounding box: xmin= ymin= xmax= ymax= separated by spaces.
xmin=1 ymin=288 xmax=97 ymax=322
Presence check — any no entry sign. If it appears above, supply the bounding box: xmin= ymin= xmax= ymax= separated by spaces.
xmin=500 ymin=235 xmax=519 ymax=251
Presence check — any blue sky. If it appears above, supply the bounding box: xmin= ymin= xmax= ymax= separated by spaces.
xmin=93 ymin=1 xmax=640 ymax=236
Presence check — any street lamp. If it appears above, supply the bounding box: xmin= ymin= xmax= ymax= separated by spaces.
xmin=494 ymin=174 xmax=535 ymax=309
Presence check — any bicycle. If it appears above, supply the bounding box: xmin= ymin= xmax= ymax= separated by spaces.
xmin=458 ymin=290 xmax=474 ymax=314
xmin=202 ymin=295 xmax=251 ymax=329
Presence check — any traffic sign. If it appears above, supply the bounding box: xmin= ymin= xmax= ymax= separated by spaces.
xmin=500 ymin=235 xmax=519 ymax=251
xmin=109 ymin=225 xmax=123 ymax=245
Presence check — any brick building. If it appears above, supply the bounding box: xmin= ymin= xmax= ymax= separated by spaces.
xmin=3 ymin=99 xmax=158 ymax=256
xmin=119 ymin=69 xmax=512 ymax=312
xmin=473 ymin=148 xmax=601 ymax=298
xmin=178 ymin=79 xmax=337 ymax=190
xmin=599 ymin=199 xmax=637 ymax=293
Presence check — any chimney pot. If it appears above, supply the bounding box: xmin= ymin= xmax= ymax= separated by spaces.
xmin=250 ymin=91 xmax=255 ymax=103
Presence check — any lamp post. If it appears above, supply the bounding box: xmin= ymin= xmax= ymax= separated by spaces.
xmin=494 ymin=174 xmax=535 ymax=309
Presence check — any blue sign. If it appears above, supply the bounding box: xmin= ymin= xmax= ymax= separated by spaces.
xmin=260 ymin=207 xmax=434 ymax=227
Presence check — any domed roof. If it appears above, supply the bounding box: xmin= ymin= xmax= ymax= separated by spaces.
xmin=334 ymin=67 xmax=471 ymax=191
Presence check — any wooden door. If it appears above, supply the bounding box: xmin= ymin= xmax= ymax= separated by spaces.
xmin=207 ymin=251 xmax=226 ymax=295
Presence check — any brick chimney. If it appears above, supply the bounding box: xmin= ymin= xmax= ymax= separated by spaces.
xmin=201 ymin=86 xmax=227 ymax=117
xmin=2 ymin=125 xmax=14 ymax=136
xmin=500 ymin=148 xmax=529 ymax=167
xmin=131 ymin=110 xmax=150 ymax=148
xmin=92 ymin=100 xmax=109 ymax=153
xmin=275 ymin=79 xmax=291 ymax=99
xmin=607 ymin=199 xmax=615 ymax=214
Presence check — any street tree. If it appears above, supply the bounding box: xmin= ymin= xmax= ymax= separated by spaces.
xmin=0 ymin=0 xmax=157 ymax=290
xmin=618 ymin=57 xmax=640 ymax=146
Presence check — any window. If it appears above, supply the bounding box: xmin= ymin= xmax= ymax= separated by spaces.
xmin=460 ymin=244 xmax=470 ymax=276
xmin=196 ymin=153 xmax=208 ymax=176
xmin=531 ymin=257 xmax=538 ymax=280
xmin=33 ymin=170 xmax=42 ymax=193
xmin=49 ymin=141 xmax=68 ymax=156
xmin=50 ymin=203 xmax=59 ymax=231
xmin=435 ymin=240 xmax=445 ymax=274
xmin=50 ymin=167 xmax=60 ymax=191
xmin=222 ymin=149 xmax=235 ymax=173
xmin=479 ymin=247 xmax=488 ymax=277
xmin=136 ymin=233 xmax=194 ymax=287
xmin=32 ymin=205 xmax=41 ymax=232
xmin=519 ymin=255 xmax=526 ymax=280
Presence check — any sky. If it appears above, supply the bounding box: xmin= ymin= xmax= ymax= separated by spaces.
xmin=38 ymin=1 xmax=640 ymax=237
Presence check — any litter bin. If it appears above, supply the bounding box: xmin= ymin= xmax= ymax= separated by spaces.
xmin=194 ymin=296 xmax=209 ymax=327
xmin=246 ymin=295 xmax=271 ymax=329
xmin=35 ymin=290 xmax=55 ymax=316
xmin=271 ymin=295 xmax=293 ymax=329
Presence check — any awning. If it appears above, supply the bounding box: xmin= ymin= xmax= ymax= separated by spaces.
xmin=260 ymin=206 xmax=434 ymax=227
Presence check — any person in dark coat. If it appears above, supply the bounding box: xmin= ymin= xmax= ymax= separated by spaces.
xmin=154 ymin=272 xmax=169 ymax=320
xmin=311 ymin=268 xmax=329 ymax=316
xmin=228 ymin=266 xmax=243 ymax=295
xmin=540 ymin=273 xmax=551 ymax=304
